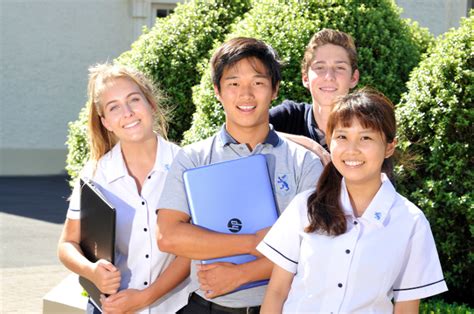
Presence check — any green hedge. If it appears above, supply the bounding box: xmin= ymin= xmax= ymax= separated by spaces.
xmin=117 ymin=0 xmax=250 ymax=142
xmin=395 ymin=12 xmax=473 ymax=305
xmin=183 ymin=0 xmax=432 ymax=143
xmin=65 ymin=0 xmax=250 ymax=181
xmin=65 ymin=104 xmax=90 ymax=183
xmin=420 ymin=298 xmax=473 ymax=313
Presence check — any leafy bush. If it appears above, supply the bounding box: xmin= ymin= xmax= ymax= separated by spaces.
xmin=117 ymin=0 xmax=250 ymax=141
xmin=65 ymin=103 xmax=90 ymax=183
xmin=420 ymin=298 xmax=473 ymax=314
xmin=395 ymin=12 xmax=473 ymax=305
xmin=183 ymin=0 xmax=432 ymax=143
xmin=65 ymin=0 xmax=250 ymax=182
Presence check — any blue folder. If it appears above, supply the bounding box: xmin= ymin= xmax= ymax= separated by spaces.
xmin=183 ymin=154 xmax=278 ymax=291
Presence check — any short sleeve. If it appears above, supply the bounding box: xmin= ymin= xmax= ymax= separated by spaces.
xmin=393 ymin=215 xmax=448 ymax=301
xmin=156 ymin=149 xmax=196 ymax=216
xmin=257 ymin=191 xmax=310 ymax=273
xmin=297 ymin=150 xmax=323 ymax=194
xmin=66 ymin=161 xmax=95 ymax=220
xmin=66 ymin=178 xmax=81 ymax=220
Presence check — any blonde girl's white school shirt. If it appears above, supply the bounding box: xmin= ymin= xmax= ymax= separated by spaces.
xmin=257 ymin=174 xmax=448 ymax=313
xmin=67 ymin=135 xmax=189 ymax=314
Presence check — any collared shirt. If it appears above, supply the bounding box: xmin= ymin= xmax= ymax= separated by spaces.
xmin=270 ymin=100 xmax=327 ymax=150
xmin=258 ymin=174 xmax=448 ymax=313
xmin=67 ymin=135 xmax=189 ymax=314
xmin=157 ymin=125 xmax=324 ymax=308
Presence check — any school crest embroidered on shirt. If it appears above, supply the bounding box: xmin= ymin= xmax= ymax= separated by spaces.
xmin=374 ymin=212 xmax=382 ymax=220
xmin=277 ymin=175 xmax=290 ymax=191
xmin=275 ymin=173 xmax=292 ymax=196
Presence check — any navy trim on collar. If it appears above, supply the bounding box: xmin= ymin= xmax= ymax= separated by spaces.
xmin=218 ymin=124 xmax=281 ymax=147
xmin=218 ymin=125 xmax=239 ymax=145
xmin=265 ymin=125 xmax=281 ymax=146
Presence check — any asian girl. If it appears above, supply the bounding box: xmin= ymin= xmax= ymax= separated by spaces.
xmin=259 ymin=89 xmax=447 ymax=313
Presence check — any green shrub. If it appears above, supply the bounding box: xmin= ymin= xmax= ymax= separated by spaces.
xmin=116 ymin=0 xmax=250 ymax=141
xmin=183 ymin=0 xmax=432 ymax=143
xmin=420 ymin=298 xmax=473 ymax=314
xmin=65 ymin=103 xmax=89 ymax=184
xmin=65 ymin=0 xmax=250 ymax=182
xmin=405 ymin=19 xmax=435 ymax=56
xmin=395 ymin=13 xmax=473 ymax=305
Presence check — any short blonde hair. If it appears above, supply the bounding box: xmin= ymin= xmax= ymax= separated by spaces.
xmin=87 ymin=63 xmax=168 ymax=162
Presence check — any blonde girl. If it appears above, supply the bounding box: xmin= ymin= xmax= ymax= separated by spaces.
xmin=58 ymin=63 xmax=189 ymax=313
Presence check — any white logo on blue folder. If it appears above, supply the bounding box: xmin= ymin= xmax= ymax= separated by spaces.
xmin=227 ymin=218 xmax=242 ymax=233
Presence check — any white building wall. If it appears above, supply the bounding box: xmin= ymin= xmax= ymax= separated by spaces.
xmin=396 ymin=0 xmax=470 ymax=36
xmin=0 ymin=0 xmax=470 ymax=175
xmin=0 ymin=0 xmax=182 ymax=175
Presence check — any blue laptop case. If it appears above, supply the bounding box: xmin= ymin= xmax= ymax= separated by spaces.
xmin=183 ymin=154 xmax=278 ymax=290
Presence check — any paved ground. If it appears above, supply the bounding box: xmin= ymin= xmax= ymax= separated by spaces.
xmin=0 ymin=175 xmax=73 ymax=313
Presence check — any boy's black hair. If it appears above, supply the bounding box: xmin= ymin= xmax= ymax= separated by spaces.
xmin=210 ymin=37 xmax=282 ymax=91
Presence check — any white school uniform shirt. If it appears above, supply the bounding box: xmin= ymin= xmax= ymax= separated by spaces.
xmin=258 ymin=173 xmax=447 ymax=313
xmin=67 ymin=135 xmax=189 ymax=314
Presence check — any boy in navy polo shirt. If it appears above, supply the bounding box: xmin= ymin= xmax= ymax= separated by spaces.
xmin=270 ymin=29 xmax=360 ymax=165
xmin=156 ymin=37 xmax=323 ymax=313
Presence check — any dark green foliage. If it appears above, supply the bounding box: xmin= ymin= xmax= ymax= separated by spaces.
xmin=395 ymin=13 xmax=473 ymax=305
xmin=420 ymin=298 xmax=473 ymax=313
xmin=183 ymin=0 xmax=432 ymax=143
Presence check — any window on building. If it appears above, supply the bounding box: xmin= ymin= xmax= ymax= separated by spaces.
xmin=150 ymin=3 xmax=177 ymax=27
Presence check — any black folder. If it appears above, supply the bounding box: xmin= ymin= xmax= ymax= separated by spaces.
xmin=79 ymin=178 xmax=116 ymax=311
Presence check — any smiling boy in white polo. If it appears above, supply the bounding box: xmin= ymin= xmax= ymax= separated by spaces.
xmin=156 ymin=37 xmax=323 ymax=313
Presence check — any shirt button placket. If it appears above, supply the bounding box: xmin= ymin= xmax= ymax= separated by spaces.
xmin=336 ymin=227 xmax=357 ymax=307
xmin=140 ymin=199 xmax=150 ymax=288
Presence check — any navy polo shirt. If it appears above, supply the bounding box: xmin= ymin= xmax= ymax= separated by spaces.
xmin=270 ymin=100 xmax=327 ymax=150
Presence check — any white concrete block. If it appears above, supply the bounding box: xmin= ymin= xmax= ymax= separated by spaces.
xmin=43 ymin=274 xmax=87 ymax=314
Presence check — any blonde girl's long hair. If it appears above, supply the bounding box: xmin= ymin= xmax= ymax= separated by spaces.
xmin=86 ymin=63 xmax=168 ymax=163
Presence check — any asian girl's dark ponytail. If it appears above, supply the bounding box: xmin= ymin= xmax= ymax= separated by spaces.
xmin=305 ymin=161 xmax=346 ymax=235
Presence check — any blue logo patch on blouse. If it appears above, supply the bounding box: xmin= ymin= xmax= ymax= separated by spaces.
xmin=374 ymin=212 xmax=382 ymax=220
xmin=164 ymin=164 xmax=170 ymax=171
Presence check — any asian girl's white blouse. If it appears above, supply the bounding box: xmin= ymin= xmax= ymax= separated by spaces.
xmin=257 ymin=174 xmax=447 ymax=313
xmin=67 ymin=135 xmax=189 ymax=313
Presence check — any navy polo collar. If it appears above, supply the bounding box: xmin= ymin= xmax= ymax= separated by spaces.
xmin=218 ymin=124 xmax=281 ymax=147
